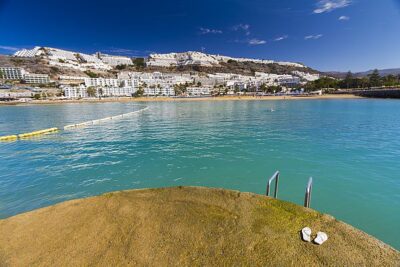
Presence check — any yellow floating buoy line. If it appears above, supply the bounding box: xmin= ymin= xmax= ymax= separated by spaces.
xmin=0 ymin=135 xmax=18 ymax=141
xmin=18 ymin=128 xmax=59 ymax=139
xmin=0 ymin=106 xmax=149 ymax=142
xmin=0 ymin=128 xmax=59 ymax=142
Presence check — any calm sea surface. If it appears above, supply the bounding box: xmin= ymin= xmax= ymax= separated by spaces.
xmin=0 ymin=99 xmax=399 ymax=249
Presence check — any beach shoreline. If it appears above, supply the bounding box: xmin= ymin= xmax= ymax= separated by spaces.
xmin=0 ymin=94 xmax=361 ymax=106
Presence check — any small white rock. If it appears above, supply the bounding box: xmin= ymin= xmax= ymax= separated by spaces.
xmin=314 ymin=231 xmax=328 ymax=245
xmin=301 ymin=227 xmax=312 ymax=242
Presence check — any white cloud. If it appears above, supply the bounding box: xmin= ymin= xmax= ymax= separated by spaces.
xmin=233 ymin=24 xmax=251 ymax=35
xmin=339 ymin=15 xmax=350 ymax=21
xmin=0 ymin=45 xmax=19 ymax=51
xmin=304 ymin=34 xmax=323 ymax=40
xmin=248 ymin=38 xmax=266 ymax=45
xmin=199 ymin=27 xmax=223 ymax=35
xmin=314 ymin=0 xmax=351 ymax=14
xmin=274 ymin=35 xmax=288 ymax=41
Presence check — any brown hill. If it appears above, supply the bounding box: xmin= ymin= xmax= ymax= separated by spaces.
xmin=0 ymin=55 xmax=114 ymax=79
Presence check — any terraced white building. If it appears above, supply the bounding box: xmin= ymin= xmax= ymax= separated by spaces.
xmin=63 ymin=84 xmax=137 ymax=98
xmin=146 ymin=51 xmax=306 ymax=68
xmin=13 ymin=46 xmax=44 ymax=57
xmin=84 ymin=78 xmax=120 ymax=87
xmin=23 ymin=73 xmax=50 ymax=84
xmin=186 ymin=87 xmax=211 ymax=96
xmin=143 ymin=87 xmax=175 ymax=96
xmin=97 ymin=53 xmax=133 ymax=66
xmin=0 ymin=67 xmax=26 ymax=80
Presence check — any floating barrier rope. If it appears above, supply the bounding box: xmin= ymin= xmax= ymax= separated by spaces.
xmin=0 ymin=128 xmax=59 ymax=142
xmin=0 ymin=135 xmax=18 ymax=141
xmin=63 ymin=106 xmax=149 ymax=130
xmin=0 ymin=106 xmax=149 ymax=142
xmin=18 ymin=128 xmax=59 ymax=139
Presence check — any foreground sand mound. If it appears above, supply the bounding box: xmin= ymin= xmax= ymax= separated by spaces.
xmin=0 ymin=187 xmax=398 ymax=266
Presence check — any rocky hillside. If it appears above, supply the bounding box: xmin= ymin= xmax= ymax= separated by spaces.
xmin=1 ymin=54 xmax=322 ymax=78
xmin=0 ymin=55 xmax=114 ymax=79
xmin=1 ymin=47 xmax=323 ymax=79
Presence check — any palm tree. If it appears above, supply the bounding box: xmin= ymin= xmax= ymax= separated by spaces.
xmin=98 ymin=88 xmax=104 ymax=98
xmin=86 ymin=86 xmax=97 ymax=97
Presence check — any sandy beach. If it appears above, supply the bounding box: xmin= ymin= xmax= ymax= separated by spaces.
xmin=0 ymin=94 xmax=361 ymax=106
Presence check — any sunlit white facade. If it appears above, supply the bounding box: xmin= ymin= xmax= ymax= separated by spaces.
xmin=0 ymin=67 xmax=26 ymax=80
xmin=84 ymin=78 xmax=120 ymax=87
xmin=186 ymin=87 xmax=211 ymax=96
xmin=144 ymin=86 xmax=175 ymax=96
xmin=24 ymin=73 xmax=50 ymax=84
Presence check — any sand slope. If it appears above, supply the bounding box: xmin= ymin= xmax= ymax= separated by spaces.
xmin=0 ymin=187 xmax=398 ymax=266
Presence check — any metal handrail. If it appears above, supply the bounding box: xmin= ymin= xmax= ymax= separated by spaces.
xmin=266 ymin=171 xmax=280 ymax=198
xmin=304 ymin=177 xmax=313 ymax=208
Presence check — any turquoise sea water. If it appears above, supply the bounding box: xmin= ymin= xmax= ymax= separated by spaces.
xmin=0 ymin=99 xmax=399 ymax=249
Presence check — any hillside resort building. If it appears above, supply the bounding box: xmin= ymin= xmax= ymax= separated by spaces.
xmin=0 ymin=67 xmax=50 ymax=84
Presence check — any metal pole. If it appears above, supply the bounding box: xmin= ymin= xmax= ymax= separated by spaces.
xmin=266 ymin=171 xmax=280 ymax=198
xmin=274 ymin=172 xmax=279 ymax=198
xmin=304 ymin=177 xmax=313 ymax=208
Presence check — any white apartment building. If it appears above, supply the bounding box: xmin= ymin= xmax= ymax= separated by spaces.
xmin=255 ymin=72 xmax=281 ymax=83
xmin=100 ymin=87 xmax=137 ymax=97
xmin=0 ymin=67 xmax=51 ymax=84
xmin=121 ymin=79 xmax=139 ymax=88
xmin=292 ymin=71 xmax=320 ymax=82
xmin=123 ymin=72 xmax=193 ymax=88
xmin=59 ymin=75 xmax=86 ymax=85
xmin=0 ymin=91 xmax=33 ymax=98
xmin=276 ymin=75 xmax=301 ymax=87
xmin=0 ymin=67 xmax=26 ymax=80
xmin=13 ymin=46 xmax=44 ymax=57
xmin=276 ymin=61 xmax=305 ymax=68
xmin=144 ymin=86 xmax=175 ymax=96
xmin=46 ymin=47 xmax=78 ymax=61
xmin=63 ymin=85 xmax=136 ymax=98
xmin=59 ymin=75 xmax=87 ymax=81
xmin=64 ymin=77 xmax=138 ymax=98
xmin=41 ymin=47 xmax=112 ymax=71
xmin=146 ymin=53 xmax=178 ymax=67
xmin=97 ymin=53 xmax=133 ymax=66
xmin=146 ymin=51 xmax=219 ymax=67
xmin=48 ymin=60 xmax=86 ymax=71
xmin=254 ymin=72 xmax=300 ymax=87
xmin=23 ymin=73 xmax=50 ymax=84
xmin=186 ymin=87 xmax=211 ymax=96
xmin=226 ymin=81 xmax=247 ymax=90
xmin=145 ymin=51 xmax=307 ymax=68
xmin=63 ymin=85 xmax=88 ymax=98
xmin=84 ymin=78 xmax=120 ymax=87
xmin=84 ymin=78 xmax=139 ymax=89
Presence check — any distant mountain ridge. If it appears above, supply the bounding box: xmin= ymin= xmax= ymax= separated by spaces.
xmin=356 ymin=68 xmax=400 ymax=77
xmin=325 ymin=68 xmax=400 ymax=78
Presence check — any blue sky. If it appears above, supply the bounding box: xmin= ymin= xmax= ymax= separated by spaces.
xmin=1 ymin=0 xmax=400 ymax=72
